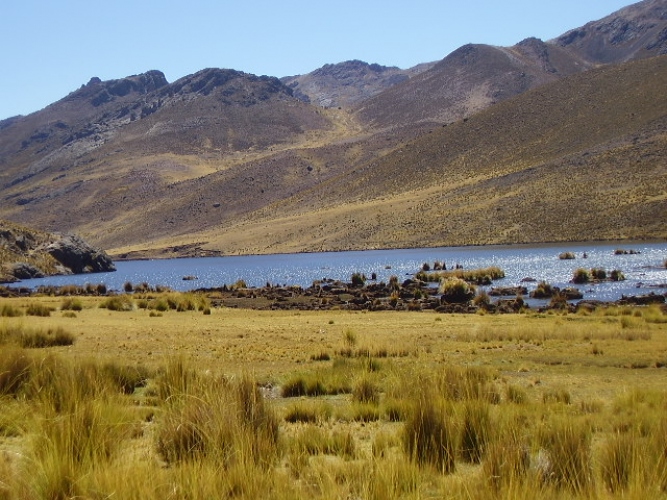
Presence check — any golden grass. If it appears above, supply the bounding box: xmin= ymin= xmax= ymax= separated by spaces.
xmin=1 ymin=295 xmax=667 ymax=498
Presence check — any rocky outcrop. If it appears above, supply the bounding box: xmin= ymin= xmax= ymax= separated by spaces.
xmin=0 ymin=220 xmax=115 ymax=283
xmin=43 ymin=234 xmax=115 ymax=274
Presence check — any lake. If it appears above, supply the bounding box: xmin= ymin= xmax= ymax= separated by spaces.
xmin=13 ymin=242 xmax=667 ymax=304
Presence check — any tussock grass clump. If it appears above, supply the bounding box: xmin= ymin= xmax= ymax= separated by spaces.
xmin=284 ymin=402 xmax=331 ymax=423
xmin=572 ymin=268 xmax=591 ymax=284
xmin=310 ymin=351 xmax=331 ymax=361
xmin=437 ymin=366 xmax=498 ymax=402
xmin=0 ymin=324 xmax=76 ymax=349
xmin=483 ymin=421 xmax=530 ymax=493
xmin=19 ymin=326 xmax=75 ymax=348
xmin=99 ymin=295 xmax=134 ymax=311
xmin=439 ymin=278 xmax=476 ymax=303
xmin=506 ymin=384 xmax=528 ymax=404
xmin=60 ymin=297 xmax=83 ymax=311
xmin=402 ymin=392 xmax=456 ymax=474
xmin=101 ymin=362 xmax=150 ymax=395
xmin=156 ymin=375 xmax=279 ymax=468
xmin=459 ymin=400 xmax=491 ymax=463
xmin=353 ymin=376 xmax=380 ymax=405
xmin=0 ymin=347 xmax=33 ymax=396
xmin=542 ymin=388 xmax=572 ymax=405
xmin=281 ymin=375 xmax=326 ymax=398
xmin=291 ymin=426 xmax=355 ymax=458
xmin=25 ymin=302 xmax=53 ymax=317
xmin=537 ymin=418 xmax=593 ymax=492
xmin=600 ymin=432 xmax=637 ymax=493
xmin=29 ymin=399 xmax=135 ymax=499
xmin=0 ymin=303 xmax=23 ymax=317
xmin=418 ymin=266 xmax=505 ymax=285
xmin=350 ymin=403 xmax=381 ymax=422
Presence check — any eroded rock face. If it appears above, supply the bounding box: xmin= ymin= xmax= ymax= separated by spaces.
xmin=43 ymin=234 xmax=116 ymax=274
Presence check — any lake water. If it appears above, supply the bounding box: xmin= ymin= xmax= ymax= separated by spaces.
xmin=13 ymin=242 xmax=667 ymax=303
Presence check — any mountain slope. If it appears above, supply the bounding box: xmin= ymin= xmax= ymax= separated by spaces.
xmin=354 ymin=39 xmax=591 ymax=129
xmin=166 ymin=53 xmax=667 ymax=254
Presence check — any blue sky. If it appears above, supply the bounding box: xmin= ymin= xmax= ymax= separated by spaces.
xmin=1 ymin=0 xmax=635 ymax=120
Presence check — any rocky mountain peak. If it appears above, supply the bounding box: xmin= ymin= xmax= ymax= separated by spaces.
xmin=282 ymin=59 xmax=423 ymax=108
xmin=165 ymin=68 xmax=290 ymax=100
xmin=64 ymin=70 xmax=169 ymax=107
xmin=555 ymin=0 xmax=667 ymax=62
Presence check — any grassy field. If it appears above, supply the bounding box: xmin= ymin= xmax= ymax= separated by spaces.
xmin=1 ymin=293 xmax=667 ymax=498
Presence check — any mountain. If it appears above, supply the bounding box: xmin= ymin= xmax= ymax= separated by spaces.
xmin=0 ymin=0 xmax=665 ymax=258
xmin=281 ymin=60 xmax=433 ymax=108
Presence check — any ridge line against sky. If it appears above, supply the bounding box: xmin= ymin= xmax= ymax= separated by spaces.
xmin=1 ymin=0 xmax=635 ymax=120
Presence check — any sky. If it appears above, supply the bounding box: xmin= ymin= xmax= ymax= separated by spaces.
xmin=1 ymin=0 xmax=636 ymax=120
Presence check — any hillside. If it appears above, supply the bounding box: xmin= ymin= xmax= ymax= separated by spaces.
xmin=0 ymin=0 xmax=665 ymax=258
xmin=130 ymin=53 xmax=666 ymax=255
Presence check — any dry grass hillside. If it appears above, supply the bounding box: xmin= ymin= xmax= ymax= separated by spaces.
xmin=109 ymin=54 xmax=667 ymax=257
